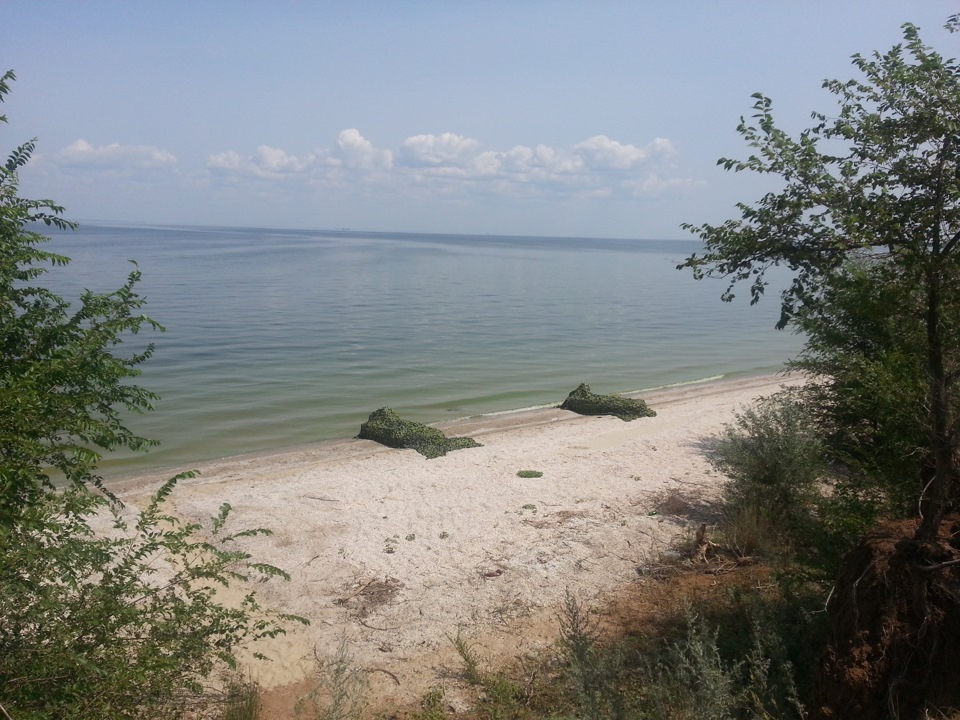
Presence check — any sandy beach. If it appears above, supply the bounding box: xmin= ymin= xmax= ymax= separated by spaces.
xmin=109 ymin=373 xmax=800 ymax=711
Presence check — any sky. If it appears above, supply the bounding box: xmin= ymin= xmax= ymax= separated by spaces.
xmin=2 ymin=2 xmax=957 ymax=239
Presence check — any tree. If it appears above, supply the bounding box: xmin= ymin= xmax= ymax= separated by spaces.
xmin=0 ymin=69 xmax=161 ymax=525
xmin=679 ymin=23 xmax=960 ymax=543
xmin=0 ymin=71 xmax=307 ymax=718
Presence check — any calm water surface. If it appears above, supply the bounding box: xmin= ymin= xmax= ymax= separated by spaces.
xmin=41 ymin=224 xmax=804 ymax=477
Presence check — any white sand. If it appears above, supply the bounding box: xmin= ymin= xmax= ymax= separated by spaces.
xmin=109 ymin=373 xmax=800 ymax=709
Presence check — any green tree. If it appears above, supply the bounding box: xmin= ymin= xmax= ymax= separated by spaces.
xmin=679 ymin=23 xmax=960 ymax=543
xmin=0 ymin=69 xmax=160 ymax=525
xmin=0 ymin=71 xmax=307 ymax=718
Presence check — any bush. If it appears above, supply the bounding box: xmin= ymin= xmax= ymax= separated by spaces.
xmin=0 ymin=475 xmax=307 ymax=719
xmin=641 ymin=606 xmax=805 ymax=720
xmin=710 ymin=392 xmax=826 ymax=533
xmin=0 ymin=74 xmax=306 ymax=716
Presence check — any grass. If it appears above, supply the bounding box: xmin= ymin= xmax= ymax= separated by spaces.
xmin=218 ymin=680 xmax=263 ymax=720
xmin=295 ymin=636 xmax=369 ymax=720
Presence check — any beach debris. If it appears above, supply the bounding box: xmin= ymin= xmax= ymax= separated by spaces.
xmin=357 ymin=407 xmax=482 ymax=458
xmin=516 ymin=469 xmax=543 ymax=478
xmin=559 ymin=382 xmax=657 ymax=421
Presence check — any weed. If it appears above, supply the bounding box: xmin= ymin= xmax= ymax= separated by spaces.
xmin=439 ymin=531 xmax=450 ymax=539
xmin=296 ymin=636 xmax=368 ymax=720
xmin=721 ymin=502 xmax=785 ymax=558
xmin=412 ymin=687 xmax=449 ymax=720
xmin=517 ymin=469 xmax=544 ymax=478
xmin=450 ymin=627 xmax=484 ymax=685
xmin=557 ymin=590 xmax=627 ymax=720
xmin=406 ymin=533 xmax=416 ymax=541
xmin=218 ymin=679 xmax=262 ymax=720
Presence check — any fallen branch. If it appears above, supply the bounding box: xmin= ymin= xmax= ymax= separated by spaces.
xmin=369 ymin=667 xmax=401 ymax=685
xmin=357 ymin=617 xmax=401 ymax=631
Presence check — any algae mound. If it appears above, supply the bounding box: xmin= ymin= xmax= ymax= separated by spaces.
xmin=559 ymin=383 xmax=656 ymax=421
xmin=357 ymin=408 xmax=482 ymax=459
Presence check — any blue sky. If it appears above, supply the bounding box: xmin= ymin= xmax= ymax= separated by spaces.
xmin=3 ymin=2 xmax=957 ymax=239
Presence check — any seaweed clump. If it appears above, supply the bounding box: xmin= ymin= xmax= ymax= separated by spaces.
xmin=357 ymin=408 xmax=482 ymax=459
xmin=559 ymin=383 xmax=657 ymax=421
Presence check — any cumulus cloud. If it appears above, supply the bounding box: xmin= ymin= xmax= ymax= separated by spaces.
xmin=56 ymin=139 xmax=176 ymax=169
xmin=208 ymin=145 xmax=318 ymax=178
xmin=207 ymin=129 xmax=694 ymax=198
xmin=398 ymin=133 xmax=480 ymax=167
xmin=574 ymin=135 xmax=675 ymax=170
xmin=335 ymin=129 xmax=392 ymax=170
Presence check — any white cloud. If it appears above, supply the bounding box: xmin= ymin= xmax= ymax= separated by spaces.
xmin=56 ymin=139 xmax=177 ymax=169
xmin=399 ymin=133 xmax=480 ymax=167
xmin=573 ymin=135 xmax=675 ymax=170
xmin=207 ymin=130 xmax=695 ymax=199
xmin=207 ymin=145 xmax=317 ymax=179
xmin=207 ymin=149 xmax=244 ymax=171
xmin=335 ymin=129 xmax=392 ymax=170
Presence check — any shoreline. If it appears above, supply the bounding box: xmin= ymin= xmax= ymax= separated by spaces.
xmin=108 ymin=369 xmax=790 ymax=494
xmin=106 ymin=370 xmax=801 ymax=713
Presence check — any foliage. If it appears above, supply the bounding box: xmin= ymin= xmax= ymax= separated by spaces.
xmin=710 ymin=392 xmax=826 ymax=535
xmin=790 ymin=261 xmax=939 ymax=518
xmin=0 ymin=476 xmax=307 ymax=719
xmin=219 ymin=681 xmax=263 ymax=720
xmin=0 ymin=70 xmax=307 ymax=719
xmin=679 ymin=23 xmax=960 ymax=541
xmin=0 ymin=69 xmax=161 ymax=524
xmin=643 ymin=611 xmax=739 ymax=720
xmin=557 ymin=590 xmax=627 ymax=720
xmin=559 ymin=383 xmax=656 ymax=422
xmin=357 ymin=407 xmax=482 ymax=458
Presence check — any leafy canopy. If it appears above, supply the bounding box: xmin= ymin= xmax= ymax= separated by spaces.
xmin=680 ymin=23 xmax=960 ymax=329
xmin=679 ymin=23 xmax=960 ymax=540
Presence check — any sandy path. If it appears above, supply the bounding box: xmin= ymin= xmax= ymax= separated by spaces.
xmin=109 ymin=373 xmax=799 ymax=710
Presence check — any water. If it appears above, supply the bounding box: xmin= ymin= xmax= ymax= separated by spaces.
xmin=38 ymin=223 xmax=804 ymax=477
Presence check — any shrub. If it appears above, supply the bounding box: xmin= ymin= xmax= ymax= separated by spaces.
xmin=641 ymin=606 xmax=805 ymax=720
xmin=0 ymin=476 xmax=307 ymax=719
xmin=710 ymin=392 xmax=826 ymax=532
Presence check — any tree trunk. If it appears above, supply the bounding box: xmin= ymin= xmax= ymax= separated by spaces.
xmin=915 ymin=264 xmax=955 ymax=544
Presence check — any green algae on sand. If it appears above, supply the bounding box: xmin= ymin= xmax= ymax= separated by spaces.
xmin=559 ymin=383 xmax=656 ymax=421
xmin=358 ymin=408 xmax=482 ymax=458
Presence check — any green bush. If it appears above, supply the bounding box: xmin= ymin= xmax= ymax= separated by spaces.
xmin=0 ymin=476 xmax=307 ymax=719
xmin=357 ymin=407 xmax=481 ymax=458
xmin=560 ymin=383 xmax=656 ymax=421
xmin=641 ymin=606 xmax=805 ymax=720
xmin=710 ymin=392 xmax=826 ymax=532
xmin=0 ymin=71 xmax=306 ymax=719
